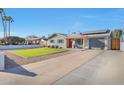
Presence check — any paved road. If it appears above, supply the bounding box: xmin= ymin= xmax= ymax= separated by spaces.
xmin=0 ymin=50 xmax=102 ymax=85
xmin=54 ymin=50 xmax=124 ymax=85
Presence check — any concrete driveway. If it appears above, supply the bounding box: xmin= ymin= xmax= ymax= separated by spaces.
xmin=54 ymin=50 xmax=124 ymax=85
xmin=0 ymin=49 xmax=102 ymax=85
xmin=1 ymin=49 xmax=124 ymax=85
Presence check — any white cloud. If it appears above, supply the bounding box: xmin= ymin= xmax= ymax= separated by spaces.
xmin=80 ymin=15 xmax=98 ymax=19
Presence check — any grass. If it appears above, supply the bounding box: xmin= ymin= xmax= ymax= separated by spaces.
xmin=9 ymin=48 xmax=65 ymax=58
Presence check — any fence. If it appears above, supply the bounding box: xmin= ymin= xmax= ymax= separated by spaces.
xmin=111 ymin=39 xmax=120 ymax=50
xmin=0 ymin=45 xmax=43 ymax=50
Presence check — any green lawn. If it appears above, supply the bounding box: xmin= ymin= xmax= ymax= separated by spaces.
xmin=9 ymin=48 xmax=65 ymax=58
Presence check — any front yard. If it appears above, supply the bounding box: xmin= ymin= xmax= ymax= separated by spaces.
xmin=8 ymin=48 xmax=65 ymax=58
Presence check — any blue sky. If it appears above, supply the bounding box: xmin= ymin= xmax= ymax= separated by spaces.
xmin=0 ymin=8 xmax=124 ymax=37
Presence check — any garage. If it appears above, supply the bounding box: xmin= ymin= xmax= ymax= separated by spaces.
xmin=82 ymin=30 xmax=111 ymax=50
xmin=89 ymin=38 xmax=105 ymax=49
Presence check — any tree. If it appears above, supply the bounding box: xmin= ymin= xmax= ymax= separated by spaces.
xmin=3 ymin=16 xmax=14 ymax=38
xmin=0 ymin=38 xmax=6 ymax=45
xmin=112 ymin=29 xmax=123 ymax=39
xmin=5 ymin=36 xmax=25 ymax=45
xmin=0 ymin=9 xmax=14 ymax=38
xmin=0 ymin=8 xmax=6 ymax=38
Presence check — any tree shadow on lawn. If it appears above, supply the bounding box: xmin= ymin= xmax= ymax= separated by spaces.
xmin=3 ymin=56 xmax=37 ymax=77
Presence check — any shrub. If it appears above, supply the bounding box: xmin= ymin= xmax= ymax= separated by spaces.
xmin=47 ymin=45 xmax=50 ymax=48
xmin=51 ymin=45 xmax=55 ymax=48
xmin=55 ymin=45 xmax=59 ymax=48
xmin=59 ymin=47 xmax=62 ymax=49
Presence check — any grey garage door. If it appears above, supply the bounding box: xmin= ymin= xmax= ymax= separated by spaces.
xmin=89 ymin=38 xmax=105 ymax=49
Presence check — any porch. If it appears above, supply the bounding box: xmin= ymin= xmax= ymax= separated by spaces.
xmin=66 ymin=38 xmax=88 ymax=49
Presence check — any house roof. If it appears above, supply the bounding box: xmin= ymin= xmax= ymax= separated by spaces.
xmin=82 ymin=29 xmax=110 ymax=35
xmin=48 ymin=33 xmax=67 ymax=39
xmin=25 ymin=37 xmax=42 ymax=41
xmin=25 ymin=36 xmax=48 ymax=41
xmin=87 ymin=33 xmax=111 ymax=38
xmin=67 ymin=30 xmax=111 ymax=39
xmin=82 ymin=29 xmax=111 ymax=38
xmin=67 ymin=34 xmax=82 ymax=39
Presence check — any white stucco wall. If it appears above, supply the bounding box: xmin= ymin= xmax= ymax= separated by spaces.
xmin=120 ymin=42 xmax=124 ymax=51
xmin=120 ymin=33 xmax=124 ymax=51
xmin=0 ymin=52 xmax=5 ymax=70
xmin=83 ymin=39 xmax=89 ymax=49
xmin=47 ymin=35 xmax=67 ymax=48
xmin=104 ymin=37 xmax=111 ymax=50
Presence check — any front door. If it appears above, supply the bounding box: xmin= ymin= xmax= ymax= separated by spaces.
xmin=68 ymin=39 xmax=72 ymax=48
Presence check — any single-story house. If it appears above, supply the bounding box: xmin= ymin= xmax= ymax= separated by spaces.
xmin=25 ymin=37 xmax=41 ymax=45
xmin=47 ymin=30 xmax=111 ymax=50
xmin=25 ymin=37 xmax=47 ymax=46
xmin=47 ymin=33 xmax=67 ymax=48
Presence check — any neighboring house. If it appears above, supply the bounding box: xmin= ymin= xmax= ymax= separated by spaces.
xmin=47 ymin=33 xmax=67 ymax=48
xmin=25 ymin=37 xmax=42 ymax=45
xmin=25 ymin=36 xmax=47 ymax=46
xmin=39 ymin=36 xmax=48 ymax=46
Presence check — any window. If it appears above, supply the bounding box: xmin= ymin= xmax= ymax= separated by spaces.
xmin=58 ymin=39 xmax=64 ymax=43
xmin=50 ymin=40 xmax=55 ymax=43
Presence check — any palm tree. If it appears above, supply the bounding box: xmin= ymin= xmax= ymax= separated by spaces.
xmin=112 ymin=29 xmax=123 ymax=39
xmin=0 ymin=9 xmax=14 ymax=39
xmin=3 ymin=16 xmax=14 ymax=37
xmin=0 ymin=8 xmax=6 ymax=38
